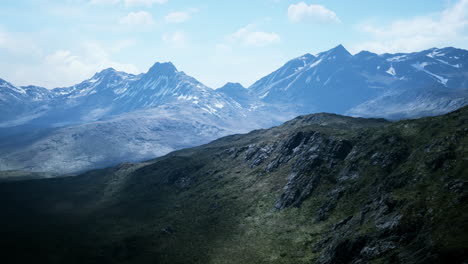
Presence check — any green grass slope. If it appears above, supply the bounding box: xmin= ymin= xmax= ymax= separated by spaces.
xmin=0 ymin=107 xmax=467 ymax=264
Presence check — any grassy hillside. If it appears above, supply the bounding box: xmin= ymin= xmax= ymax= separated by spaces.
xmin=0 ymin=107 xmax=467 ymax=264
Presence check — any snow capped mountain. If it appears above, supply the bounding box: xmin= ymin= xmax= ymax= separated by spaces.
xmin=0 ymin=62 xmax=278 ymax=173
xmin=249 ymin=45 xmax=468 ymax=118
xmin=0 ymin=45 xmax=467 ymax=174
xmin=0 ymin=80 xmax=24 ymax=123
xmin=5 ymin=45 xmax=464 ymax=129
xmin=1 ymin=62 xmax=251 ymax=127
xmin=0 ymin=79 xmax=52 ymax=124
xmin=347 ymin=47 xmax=468 ymax=117
xmin=249 ymin=53 xmax=316 ymax=99
xmin=21 ymin=85 xmax=53 ymax=101
xmin=217 ymin=82 xmax=253 ymax=107
xmin=0 ymin=78 xmax=27 ymax=100
xmin=317 ymin=44 xmax=352 ymax=60
xmin=250 ymin=45 xmax=379 ymax=114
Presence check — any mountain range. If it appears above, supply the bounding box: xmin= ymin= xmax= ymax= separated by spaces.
xmin=0 ymin=45 xmax=467 ymax=174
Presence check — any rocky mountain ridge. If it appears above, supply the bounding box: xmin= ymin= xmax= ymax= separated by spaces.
xmin=0 ymin=107 xmax=466 ymax=263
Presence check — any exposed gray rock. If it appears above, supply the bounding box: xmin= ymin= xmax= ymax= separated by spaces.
xmin=244 ymin=144 xmax=259 ymax=161
xmin=274 ymin=133 xmax=353 ymax=209
xmin=317 ymin=236 xmax=369 ymax=264
xmin=337 ymin=164 xmax=360 ymax=182
xmin=376 ymin=214 xmax=402 ymax=231
xmin=316 ymin=188 xmax=346 ymax=222
xmin=360 ymin=241 xmax=397 ymax=259
xmin=332 ymin=215 xmax=353 ymax=231
xmin=246 ymin=144 xmax=276 ymax=168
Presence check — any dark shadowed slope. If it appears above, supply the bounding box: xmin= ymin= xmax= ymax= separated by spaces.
xmin=0 ymin=107 xmax=467 ymax=264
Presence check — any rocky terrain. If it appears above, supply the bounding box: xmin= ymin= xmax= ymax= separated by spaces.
xmin=0 ymin=106 xmax=467 ymax=263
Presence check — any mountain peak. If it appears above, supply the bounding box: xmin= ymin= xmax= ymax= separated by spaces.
xmin=0 ymin=78 xmax=15 ymax=89
xmin=92 ymin=68 xmax=118 ymax=79
xmin=217 ymin=82 xmax=251 ymax=107
xmin=274 ymin=53 xmax=317 ymax=75
xmin=296 ymin=53 xmax=316 ymax=61
xmin=101 ymin=67 xmax=116 ymax=72
xmin=219 ymin=82 xmax=245 ymax=90
xmin=147 ymin=62 xmax=178 ymax=75
xmin=319 ymin=44 xmax=352 ymax=59
xmin=354 ymin=50 xmax=378 ymax=59
xmin=332 ymin=44 xmax=348 ymax=51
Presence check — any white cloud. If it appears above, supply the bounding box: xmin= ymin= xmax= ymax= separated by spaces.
xmin=90 ymin=0 xmax=119 ymax=4
xmin=215 ymin=44 xmax=233 ymax=53
xmin=165 ymin=11 xmax=191 ymax=24
xmin=352 ymin=0 xmax=468 ymax=53
xmin=227 ymin=24 xmax=280 ymax=47
xmin=110 ymin=39 xmax=137 ymax=52
xmin=164 ymin=8 xmax=198 ymax=24
xmin=124 ymin=0 xmax=168 ymax=6
xmin=0 ymin=29 xmax=42 ymax=56
xmin=203 ymin=42 xmax=287 ymax=88
xmin=89 ymin=0 xmax=167 ymax=5
xmin=162 ymin=31 xmax=187 ymax=48
xmin=42 ymin=43 xmax=138 ymax=87
xmin=288 ymin=2 xmax=340 ymax=23
xmin=4 ymin=42 xmax=138 ymax=88
xmin=119 ymin=11 xmax=154 ymax=26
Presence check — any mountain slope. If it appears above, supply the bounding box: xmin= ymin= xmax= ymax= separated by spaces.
xmin=0 ymin=63 xmax=282 ymax=173
xmin=249 ymin=45 xmax=468 ymax=118
xmin=0 ymin=79 xmax=50 ymax=124
xmin=0 ymin=104 xmax=259 ymax=174
xmin=0 ymin=107 xmax=466 ymax=263
xmin=217 ymin=82 xmax=253 ymax=108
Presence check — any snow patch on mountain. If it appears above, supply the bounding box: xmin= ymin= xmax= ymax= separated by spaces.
xmin=386 ymin=55 xmax=408 ymax=62
xmin=412 ymin=62 xmax=448 ymax=86
xmin=309 ymin=59 xmax=322 ymax=68
xmin=386 ymin=65 xmax=396 ymax=76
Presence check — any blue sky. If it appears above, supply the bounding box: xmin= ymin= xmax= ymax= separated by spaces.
xmin=1 ymin=0 xmax=467 ymax=88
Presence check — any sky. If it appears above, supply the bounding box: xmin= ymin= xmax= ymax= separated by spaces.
xmin=0 ymin=0 xmax=467 ymax=89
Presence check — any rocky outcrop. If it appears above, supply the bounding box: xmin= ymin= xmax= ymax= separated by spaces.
xmin=271 ymin=132 xmax=351 ymax=209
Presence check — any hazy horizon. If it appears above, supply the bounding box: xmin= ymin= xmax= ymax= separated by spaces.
xmin=1 ymin=0 xmax=467 ymax=89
